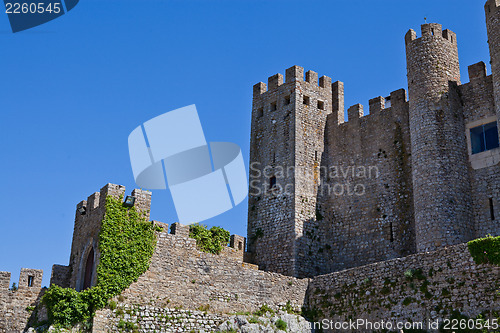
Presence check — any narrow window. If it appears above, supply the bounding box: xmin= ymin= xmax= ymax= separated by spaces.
xmin=451 ymin=35 xmax=453 ymax=43
xmin=257 ymin=107 xmax=264 ymax=118
xmin=27 ymin=276 xmax=34 ymax=287
xmin=315 ymin=151 xmax=318 ymax=161
xmin=272 ymin=153 xmax=276 ymax=163
xmin=317 ymin=100 xmax=325 ymax=110
xmin=303 ymin=96 xmax=310 ymax=105
xmin=487 ymin=5 xmax=491 ymax=13
xmin=271 ymin=102 xmax=277 ymax=111
xmin=238 ymin=241 xmax=243 ymax=251
xmin=470 ymin=121 xmax=500 ymax=154
xmin=431 ymin=28 xmax=434 ymax=36
xmin=269 ymin=176 xmax=277 ymax=188
xmin=389 ymin=222 xmax=394 ymax=242
xmin=284 ymin=96 xmax=291 ymax=105
xmin=490 ymin=198 xmax=495 ymax=221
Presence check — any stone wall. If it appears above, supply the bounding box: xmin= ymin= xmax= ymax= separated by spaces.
xmin=306 ymin=243 xmax=500 ymax=332
xmin=109 ymin=227 xmax=309 ymax=313
xmin=316 ymin=88 xmax=415 ymax=274
xmin=460 ymin=64 xmax=500 ymax=239
xmin=485 ymin=0 xmax=500 ymax=130
xmin=92 ymin=226 xmax=309 ymax=331
xmin=0 ymin=269 xmax=44 ymax=333
xmin=93 ymin=306 xmax=227 ymax=333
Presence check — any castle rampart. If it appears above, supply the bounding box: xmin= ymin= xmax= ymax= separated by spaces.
xmin=0 ymin=269 xmax=44 ymax=333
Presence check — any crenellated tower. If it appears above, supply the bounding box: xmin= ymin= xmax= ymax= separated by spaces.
xmin=405 ymin=24 xmax=474 ymax=252
xmin=248 ymin=66 xmax=333 ymax=277
xmin=486 ymin=0 xmax=500 ymax=134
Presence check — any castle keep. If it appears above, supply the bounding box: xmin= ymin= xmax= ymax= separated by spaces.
xmin=248 ymin=0 xmax=500 ymax=278
xmin=1 ymin=1 xmax=499 ymax=332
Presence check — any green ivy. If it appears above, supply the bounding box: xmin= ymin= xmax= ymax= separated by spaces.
xmin=468 ymin=235 xmax=500 ymax=266
xmin=189 ymin=223 xmax=230 ymax=254
xmin=42 ymin=195 xmax=156 ymax=327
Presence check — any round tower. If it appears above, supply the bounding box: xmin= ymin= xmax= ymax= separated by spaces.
xmin=485 ymin=0 xmax=500 ymax=123
xmin=405 ymin=23 xmax=473 ymax=252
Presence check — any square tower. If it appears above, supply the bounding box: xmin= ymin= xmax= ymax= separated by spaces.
xmin=248 ymin=66 xmax=333 ymax=277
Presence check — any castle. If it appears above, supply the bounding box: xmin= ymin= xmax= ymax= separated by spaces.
xmin=1 ymin=1 xmax=499 ymax=332
xmin=248 ymin=0 xmax=500 ymax=278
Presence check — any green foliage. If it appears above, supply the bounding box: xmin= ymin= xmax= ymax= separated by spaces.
xmin=468 ymin=235 xmax=500 ymax=265
xmin=253 ymin=304 xmax=275 ymax=316
xmin=284 ymin=300 xmax=296 ymax=314
xmin=189 ymin=223 xmax=230 ymax=254
xmin=118 ymin=319 xmax=138 ymax=331
xmin=275 ymin=318 xmax=287 ymax=331
xmin=108 ymin=300 xmax=117 ymax=310
xmin=404 ymin=269 xmax=414 ymax=279
xmin=42 ymin=195 xmax=156 ymax=327
xmin=10 ymin=282 xmax=17 ymax=291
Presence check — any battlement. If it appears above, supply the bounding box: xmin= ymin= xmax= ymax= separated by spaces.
xmin=74 ymin=184 xmax=151 ymax=220
xmin=0 ymin=271 xmax=10 ymax=289
xmin=337 ymin=88 xmax=407 ymax=126
xmin=405 ymin=24 xmax=456 ymax=45
xmin=0 ymin=268 xmax=43 ymax=290
xmin=347 ymin=103 xmax=364 ymax=121
xmin=253 ymin=65 xmax=332 ymax=96
xmin=468 ymin=61 xmax=488 ymax=81
xmin=485 ymin=0 xmax=500 ymax=12
xmin=169 ymin=222 xmax=246 ymax=253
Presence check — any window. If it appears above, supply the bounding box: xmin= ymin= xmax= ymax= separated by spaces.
xmin=269 ymin=176 xmax=277 ymax=189
xmin=317 ymin=100 xmax=325 ymax=110
xmin=238 ymin=241 xmax=243 ymax=251
xmin=303 ymin=96 xmax=310 ymax=105
xmin=315 ymin=151 xmax=318 ymax=161
xmin=470 ymin=122 xmax=500 ymax=154
xmin=271 ymin=102 xmax=277 ymax=111
xmin=284 ymin=96 xmax=291 ymax=105
xmin=490 ymin=198 xmax=495 ymax=221
xmin=27 ymin=276 xmax=34 ymax=287
xmin=257 ymin=107 xmax=264 ymax=118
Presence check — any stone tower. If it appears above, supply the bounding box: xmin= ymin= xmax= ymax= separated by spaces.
xmin=405 ymin=24 xmax=474 ymax=252
xmin=248 ymin=66 xmax=332 ymax=277
xmin=486 ymin=0 xmax=500 ymax=133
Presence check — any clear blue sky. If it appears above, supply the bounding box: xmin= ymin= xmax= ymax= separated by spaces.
xmin=0 ymin=0 xmax=491 ymax=287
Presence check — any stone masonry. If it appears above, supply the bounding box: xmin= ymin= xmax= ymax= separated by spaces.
xmin=1 ymin=1 xmax=499 ymax=332
xmin=248 ymin=0 xmax=500 ymax=277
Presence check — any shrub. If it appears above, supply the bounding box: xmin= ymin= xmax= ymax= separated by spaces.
xmin=254 ymin=304 xmax=274 ymax=316
xmin=108 ymin=300 xmax=117 ymax=310
xmin=275 ymin=319 xmax=287 ymax=331
xmin=468 ymin=235 xmax=500 ymax=265
xmin=189 ymin=223 xmax=230 ymax=254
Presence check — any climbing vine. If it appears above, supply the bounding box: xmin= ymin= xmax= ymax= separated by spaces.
xmin=468 ymin=235 xmax=500 ymax=266
xmin=189 ymin=223 xmax=230 ymax=254
xmin=42 ymin=194 xmax=156 ymax=327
